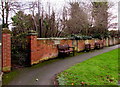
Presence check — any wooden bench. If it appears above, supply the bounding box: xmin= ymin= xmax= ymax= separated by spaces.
xmin=100 ymin=42 xmax=104 ymax=49
xmin=95 ymin=42 xmax=100 ymax=49
xmin=85 ymin=44 xmax=91 ymax=51
xmin=57 ymin=44 xmax=75 ymax=56
xmin=95 ymin=42 xmax=104 ymax=49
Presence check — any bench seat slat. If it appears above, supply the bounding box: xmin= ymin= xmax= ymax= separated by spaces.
xmin=57 ymin=44 xmax=75 ymax=56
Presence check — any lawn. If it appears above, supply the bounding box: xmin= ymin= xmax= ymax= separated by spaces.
xmin=57 ymin=48 xmax=119 ymax=85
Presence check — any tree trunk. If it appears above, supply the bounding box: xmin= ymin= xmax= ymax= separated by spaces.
xmin=1 ymin=1 xmax=5 ymax=27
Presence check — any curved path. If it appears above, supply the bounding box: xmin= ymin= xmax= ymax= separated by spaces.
xmin=8 ymin=45 xmax=119 ymax=85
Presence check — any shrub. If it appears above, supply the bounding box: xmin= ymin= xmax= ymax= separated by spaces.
xmin=2 ymin=28 xmax=12 ymax=34
xmin=70 ymin=34 xmax=92 ymax=40
xmin=11 ymin=32 xmax=29 ymax=67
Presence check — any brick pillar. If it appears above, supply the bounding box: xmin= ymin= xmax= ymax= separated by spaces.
xmin=2 ymin=32 xmax=11 ymax=72
xmin=27 ymin=30 xmax=38 ymax=65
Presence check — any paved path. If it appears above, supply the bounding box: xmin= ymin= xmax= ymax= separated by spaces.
xmin=8 ymin=45 xmax=119 ymax=85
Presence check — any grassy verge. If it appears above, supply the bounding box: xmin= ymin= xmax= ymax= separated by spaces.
xmin=57 ymin=48 xmax=119 ymax=85
xmin=2 ymin=69 xmax=20 ymax=85
xmin=2 ymin=51 xmax=85 ymax=85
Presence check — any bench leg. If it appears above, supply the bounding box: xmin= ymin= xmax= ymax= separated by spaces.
xmin=73 ymin=51 xmax=75 ymax=56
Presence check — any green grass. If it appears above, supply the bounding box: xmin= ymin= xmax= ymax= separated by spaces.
xmin=57 ymin=48 xmax=119 ymax=85
xmin=2 ymin=69 xmax=20 ymax=85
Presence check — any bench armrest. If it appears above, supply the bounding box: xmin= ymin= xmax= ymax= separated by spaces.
xmin=68 ymin=47 xmax=75 ymax=51
xmin=68 ymin=46 xmax=74 ymax=49
xmin=68 ymin=46 xmax=75 ymax=56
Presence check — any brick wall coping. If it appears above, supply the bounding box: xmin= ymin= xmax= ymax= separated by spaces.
xmin=35 ymin=37 xmax=115 ymax=40
xmin=37 ymin=38 xmax=69 ymax=40
xmin=37 ymin=38 xmax=100 ymax=40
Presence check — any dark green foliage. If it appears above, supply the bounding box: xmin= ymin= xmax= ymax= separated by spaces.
xmin=11 ymin=11 xmax=35 ymax=34
xmin=2 ymin=23 xmax=9 ymax=28
xmin=92 ymin=2 xmax=108 ymax=8
xmin=70 ymin=34 xmax=92 ymax=40
xmin=11 ymin=11 xmax=35 ymax=67
xmin=82 ymin=35 xmax=92 ymax=40
xmin=11 ymin=32 xmax=29 ymax=67
xmin=70 ymin=34 xmax=83 ymax=40
xmin=109 ymin=30 xmax=119 ymax=37
xmin=92 ymin=33 xmax=103 ymax=40
xmin=2 ymin=28 xmax=12 ymax=34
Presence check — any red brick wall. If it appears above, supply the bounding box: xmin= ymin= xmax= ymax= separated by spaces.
xmin=2 ymin=34 xmax=11 ymax=72
xmin=103 ymin=38 xmax=118 ymax=47
xmin=108 ymin=38 xmax=113 ymax=46
xmin=1 ymin=32 xmax=119 ymax=71
xmin=114 ymin=38 xmax=119 ymax=44
xmin=27 ymin=35 xmax=119 ymax=65
xmin=99 ymin=40 xmax=104 ymax=48
xmin=27 ymin=37 xmax=75 ymax=65
xmin=60 ymin=40 xmax=73 ymax=46
xmin=27 ymin=35 xmax=38 ymax=65
xmin=77 ymin=40 xmax=85 ymax=52
xmin=103 ymin=39 xmax=107 ymax=46
xmin=72 ymin=40 xmax=78 ymax=51
xmin=27 ymin=35 xmax=59 ymax=65
xmin=37 ymin=39 xmax=58 ymax=62
xmin=88 ymin=40 xmax=95 ymax=49
xmin=105 ymin=38 xmax=109 ymax=47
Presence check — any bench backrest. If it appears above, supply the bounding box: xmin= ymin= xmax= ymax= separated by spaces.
xmin=57 ymin=44 xmax=69 ymax=50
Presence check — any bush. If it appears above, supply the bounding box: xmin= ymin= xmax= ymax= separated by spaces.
xmin=2 ymin=28 xmax=12 ymax=34
xmin=11 ymin=32 xmax=29 ymax=67
xmin=82 ymin=35 xmax=92 ymax=40
xmin=70 ymin=34 xmax=92 ymax=40
xmin=92 ymin=34 xmax=103 ymax=40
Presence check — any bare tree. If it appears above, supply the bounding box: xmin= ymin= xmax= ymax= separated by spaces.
xmin=91 ymin=1 xmax=117 ymax=38
xmin=0 ymin=0 xmax=22 ymax=28
xmin=65 ymin=2 xmax=90 ymax=35
xmin=1 ymin=0 xmax=9 ymax=28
